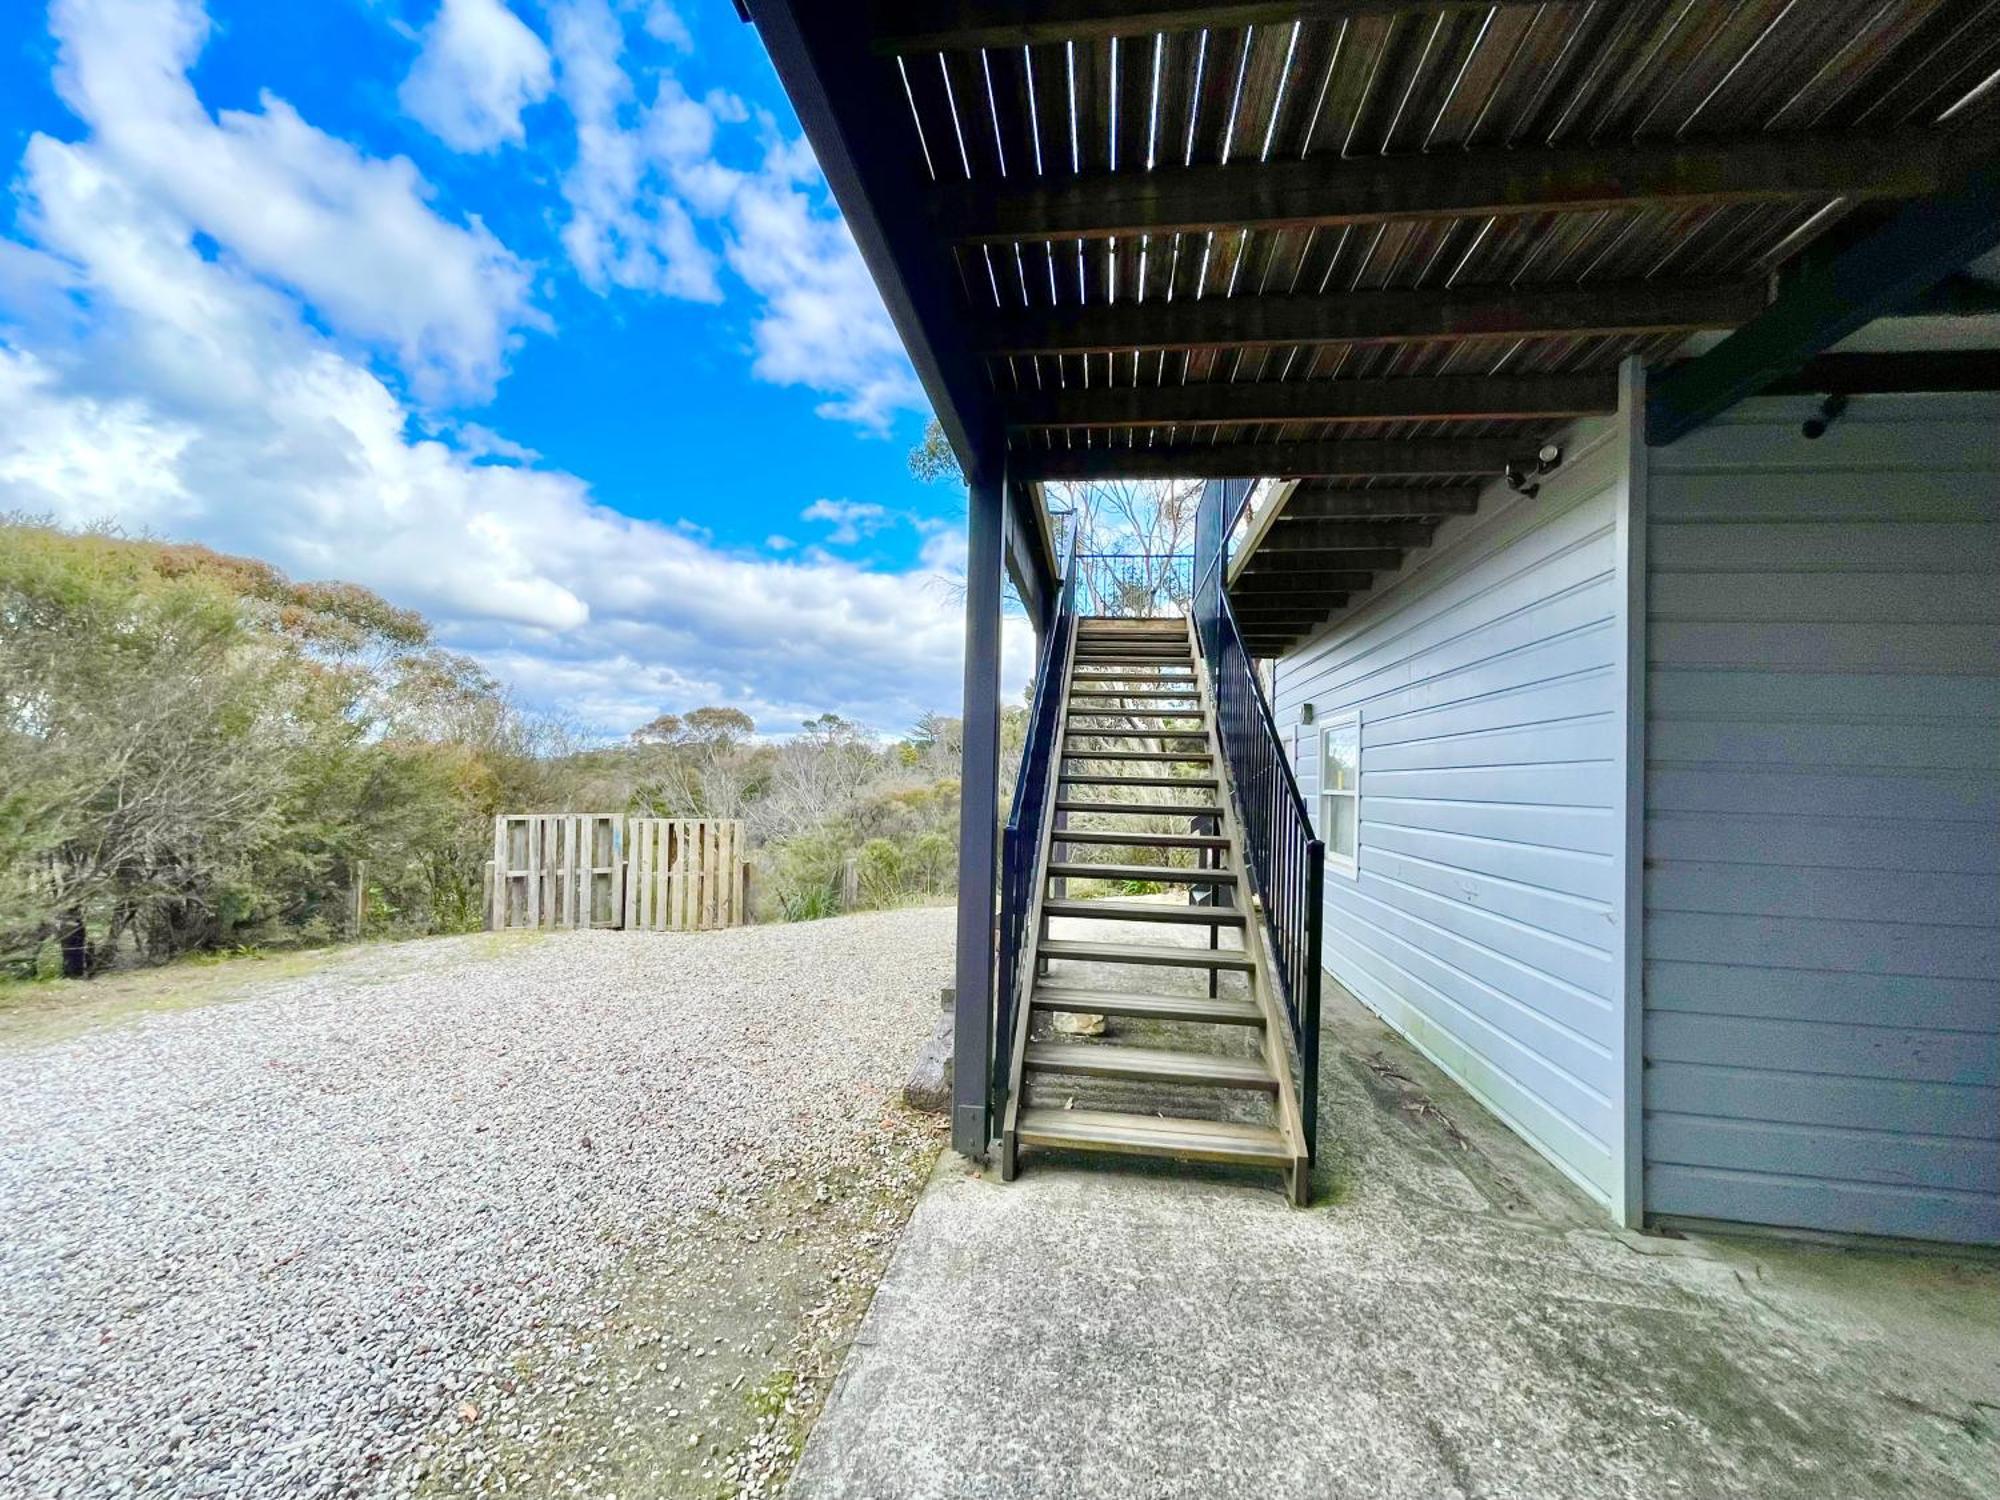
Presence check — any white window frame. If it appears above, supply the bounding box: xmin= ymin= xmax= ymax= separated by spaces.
xmin=1319 ymin=711 xmax=1361 ymax=880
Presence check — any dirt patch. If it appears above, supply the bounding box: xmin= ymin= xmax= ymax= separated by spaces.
xmin=403 ymin=1107 xmax=945 ymax=1500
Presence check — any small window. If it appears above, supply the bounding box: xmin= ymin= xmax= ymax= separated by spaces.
xmin=1320 ymin=713 xmax=1361 ymax=879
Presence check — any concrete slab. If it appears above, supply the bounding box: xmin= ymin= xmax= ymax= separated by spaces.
xmin=791 ymin=986 xmax=2000 ymax=1500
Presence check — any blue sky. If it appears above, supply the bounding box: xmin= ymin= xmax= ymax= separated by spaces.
xmin=0 ymin=0 xmax=1022 ymax=736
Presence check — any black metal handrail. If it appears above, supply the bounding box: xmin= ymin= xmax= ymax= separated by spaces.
xmin=993 ymin=528 xmax=1079 ymax=1119
xmin=1192 ymin=481 xmax=1324 ymax=1159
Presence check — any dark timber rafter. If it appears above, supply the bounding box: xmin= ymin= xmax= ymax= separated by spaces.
xmin=975 ymin=281 xmax=1761 ymax=357
xmin=1285 ymin=488 xmax=1480 ymax=518
xmin=868 ymin=0 xmax=1591 ymax=51
xmin=1234 ymin=574 xmax=1376 ymax=594
xmin=1016 ymin=438 xmax=1520 ymax=482
xmin=1261 ymin=522 xmax=1436 ymax=550
xmin=938 ymin=134 xmax=1949 ymax=244
xmin=1004 ymin=373 xmax=1617 ymax=431
xmin=1241 ymin=550 xmax=1407 ymax=573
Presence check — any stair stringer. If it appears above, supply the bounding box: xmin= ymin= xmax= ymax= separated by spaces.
xmin=1180 ymin=614 xmax=1313 ymax=1206
xmin=999 ymin=617 xmax=1081 ymax=1181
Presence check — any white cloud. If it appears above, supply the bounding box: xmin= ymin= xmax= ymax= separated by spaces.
xmin=43 ymin=0 xmax=540 ymax=402
xmin=0 ymin=0 xmax=1016 ymax=737
xmin=722 ymin=157 xmax=924 ymax=431
xmin=801 ymin=498 xmax=889 ymax=546
xmin=641 ymin=2 xmax=693 ymax=51
xmin=400 ymin=0 xmax=554 ymax=154
xmin=549 ymin=0 xmax=720 ymax=301
xmin=540 ymin=2 xmax=923 ymax=431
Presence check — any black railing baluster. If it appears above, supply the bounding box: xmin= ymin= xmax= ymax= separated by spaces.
xmin=992 ymin=527 xmax=1081 ymax=1123
xmin=1189 ymin=479 xmax=1326 ymax=1164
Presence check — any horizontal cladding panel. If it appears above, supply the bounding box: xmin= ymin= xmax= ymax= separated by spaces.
xmin=1646 ymin=863 xmax=1998 ymax=928
xmin=1650 ymin=572 xmax=2000 ymax=624
xmin=1650 ymin=522 xmax=1997 ymax=574
xmin=1644 ymin=812 xmax=2000 ymax=875
xmin=1360 ymin=656 xmax=1619 ymax=750
xmin=1361 ymin=761 xmax=1621 ymax=809
xmin=1648 ymin=468 xmax=2000 ymax=524
xmin=1649 ymin=718 xmax=2000 ymax=773
xmin=1308 ymin=581 xmax=1620 ymax=728
xmin=1644 ymin=393 xmax=1998 ymax=1242
xmin=1364 ymin=715 xmax=1614 ymax=774
xmin=1647 ymin=1113 xmax=1999 ymax=1195
xmin=1644 ymin=1163 xmax=2000 ymax=1244
xmin=1647 ymin=912 xmax=1998 ymax=981
xmin=1645 ymin=1012 xmax=1996 ymax=1087
xmin=1367 ymin=845 xmax=1617 ymax=956
xmin=1365 ymin=821 xmax=1614 ymax=908
xmin=1366 ymin=795 xmax=1620 ymax=859
xmin=1645 ymin=962 xmax=1998 ymax=1033
xmin=1646 ymin=1064 xmax=1998 ymax=1141
xmin=1339 ymin=864 xmax=1620 ymax=1013
xmin=1330 ymin=932 xmax=1615 ymax=1205
xmin=1649 ymin=668 xmax=2000 ymax=722
xmin=1649 ymin=402 xmax=2000 ymax=475
xmin=1649 ymin=621 xmax=1997 ymax=675
xmin=1647 ymin=767 xmax=1996 ymax=822
xmin=1280 ymin=479 xmax=1622 ymax=702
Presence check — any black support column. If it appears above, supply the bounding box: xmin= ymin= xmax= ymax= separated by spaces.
xmin=952 ymin=454 xmax=1007 ymax=1158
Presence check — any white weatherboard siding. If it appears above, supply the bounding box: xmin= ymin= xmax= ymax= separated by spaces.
xmin=1644 ymin=393 xmax=2000 ymax=1246
xmin=1272 ymin=411 xmax=1640 ymax=1213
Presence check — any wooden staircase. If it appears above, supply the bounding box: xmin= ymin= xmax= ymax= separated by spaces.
xmin=999 ymin=617 xmax=1311 ymax=1204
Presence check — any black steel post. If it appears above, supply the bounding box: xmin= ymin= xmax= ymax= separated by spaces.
xmin=952 ymin=455 xmax=1007 ymax=1158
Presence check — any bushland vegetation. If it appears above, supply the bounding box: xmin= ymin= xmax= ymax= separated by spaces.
xmin=0 ymin=518 xmax=569 ymax=976
xmin=0 ymin=519 xmax=1013 ymax=975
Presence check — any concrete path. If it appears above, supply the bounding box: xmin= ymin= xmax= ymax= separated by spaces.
xmin=792 ymin=984 xmax=2000 ymax=1500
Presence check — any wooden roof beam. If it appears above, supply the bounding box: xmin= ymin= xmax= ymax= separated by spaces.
xmin=975 ymin=281 xmax=1760 ymax=357
xmin=1004 ymin=372 xmax=1617 ymax=430
xmin=869 ymin=1 xmax=1569 ymax=51
xmin=1286 ymin=488 xmax=1479 ymax=518
xmin=1240 ymin=551 xmax=1407 ymax=574
xmin=1014 ymin=437 xmax=1519 ymax=482
xmin=1231 ymin=577 xmax=1376 ymax=596
xmin=940 ymin=133 xmax=1948 ymax=244
xmin=1263 ymin=521 xmax=1436 ymax=550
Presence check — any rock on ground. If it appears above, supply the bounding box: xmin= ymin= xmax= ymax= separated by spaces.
xmin=0 ymin=909 xmax=953 ymax=1500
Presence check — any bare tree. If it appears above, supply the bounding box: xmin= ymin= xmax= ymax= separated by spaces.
xmin=1054 ymin=478 xmax=1202 ymax=616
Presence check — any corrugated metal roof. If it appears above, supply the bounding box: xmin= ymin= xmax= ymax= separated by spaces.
xmin=883 ymin=0 xmax=1996 ymax=457
xmin=858 ymin=0 xmax=2000 ymax=644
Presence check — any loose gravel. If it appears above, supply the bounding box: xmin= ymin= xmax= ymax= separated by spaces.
xmin=0 ymin=909 xmax=953 ymax=1500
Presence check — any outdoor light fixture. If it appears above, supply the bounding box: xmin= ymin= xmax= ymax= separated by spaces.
xmin=1504 ymin=443 xmax=1565 ymax=500
xmin=1301 ymin=703 xmax=1316 ymax=725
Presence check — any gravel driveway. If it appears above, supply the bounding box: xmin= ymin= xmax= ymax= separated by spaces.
xmin=0 ymin=909 xmax=952 ymax=1500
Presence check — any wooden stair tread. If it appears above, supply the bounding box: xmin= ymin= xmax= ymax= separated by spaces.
xmin=1060 ymin=774 xmax=1219 ymax=789
xmin=1016 ymin=1107 xmax=1291 ymax=1164
xmin=1040 ymin=898 xmax=1246 ymax=925
xmin=1060 ymin=749 xmax=1212 ymax=762
xmin=1047 ymin=863 xmax=1235 ymax=884
xmin=1024 ymin=1042 xmax=1276 ymax=1090
xmin=1040 ymin=938 xmax=1254 ymax=970
xmin=1054 ymin=829 xmax=1227 ymax=847
xmin=1065 ymin=731 xmax=1208 ymax=741
xmin=1032 ymin=986 xmax=1263 ymax=1024
xmin=1054 ymin=800 xmax=1223 ymax=816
